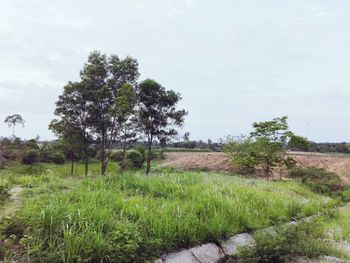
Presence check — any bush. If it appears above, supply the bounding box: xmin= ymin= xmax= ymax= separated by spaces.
xmin=110 ymin=150 xmax=144 ymax=169
xmin=22 ymin=149 xmax=40 ymax=165
xmin=0 ymin=151 xmax=7 ymax=169
xmin=151 ymin=149 xmax=165 ymax=160
xmin=109 ymin=150 xmax=124 ymax=162
xmin=126 ymin=150 xmax=144 ymax=169
xmin=48 ymin=152 xmax=65 ymax=164
xmin=135 ymin=146 xmax=146 ymax=163
xmin=0 ymin=181 xmax=10 ymax=198
xmin=288 ymin=167 xmax=341 ymax=194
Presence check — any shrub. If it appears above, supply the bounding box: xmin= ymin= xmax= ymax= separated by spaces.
xmin=135 ymin=146 xmax=146 ymax=163
xmin=126 ymin=150 xmax=144 ymax=169
xmin=22 ymin=149 xmax=40 ymax=165
xmin=48 ymin=152 xmax=65 ymax=164
xmin=0 ymin=151 xmax=7 ymax=169
xmin=0 ymin=181 xmax=10 ymax=198
xmin=109 ymin=150 xmax=124 ymax=162
xmin=288 ymin=167 xmax=341 ymax=194
xmin=151 ymin=149 xmax=165 ymax=160
xmin=110 ymin=150 xmax=144 ymax=169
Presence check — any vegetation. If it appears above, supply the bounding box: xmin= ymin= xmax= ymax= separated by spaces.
xmin=4 ymin=114 xmax=25 ymax=137
xmin=224 ymin=116 xmax=309 ymax=178
xmin=288 ymin=167 xmax=342 ymax=194
xmin=137 ymin=79 xmax=187 ymax=175
xmin=235 ymin=219 xmax=346 ymax=263
xmin=0 ymin=165 xmax=339 ymax=262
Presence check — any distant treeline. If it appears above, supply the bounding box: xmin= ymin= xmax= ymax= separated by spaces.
xmin=307 ymin=142 xmax=349 ymax=153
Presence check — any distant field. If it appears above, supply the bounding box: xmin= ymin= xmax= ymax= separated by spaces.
xmin=162 ymin=151 xmax=350 ymax=184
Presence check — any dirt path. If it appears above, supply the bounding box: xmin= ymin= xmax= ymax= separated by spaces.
xmin=0 ymin=186 xmax=24 ymax=220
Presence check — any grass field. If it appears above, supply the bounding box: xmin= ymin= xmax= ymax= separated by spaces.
xmin=0 ymin=162 xmax=343 ymax=262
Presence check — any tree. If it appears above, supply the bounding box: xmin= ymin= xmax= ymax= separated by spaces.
xmin=4 ymin=114 xmax=25 ymax=137
xmin=223 ymin=135 xmax=260 ymax=173
xmin=80 ymin=51 xmax=139 ymax=175
xmin=183 ymin=132 xmax=190 ymax=142
xmin=50 ymin=81 xmax=91 ymax=176
xmin=113 ymin=83 xmax=137 ymax=173
xmin=225 ymin=116 xmax=307 ymax=179
xmin=249 ymin=116 xmax=293 ymax=178
xmin=137 ymin=79 xmax=187 ymax=176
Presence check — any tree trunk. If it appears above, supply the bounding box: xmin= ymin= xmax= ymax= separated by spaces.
xmin=71 ymin=160 xmax=74 ymax=176
xmin=279 ymin=164 xmax=283 ymax=180
xmin=146 ymin=136 xmax=152 ymax=176
xmin=101 ymin=130 xmax=107 ymax=176
xmin=85 ymin=157 xmax=89 ymax=177
xmin=84 ymin=138 xmax=89 ymax=177
xmin=121 ymin=137 xmax=127 ymax=175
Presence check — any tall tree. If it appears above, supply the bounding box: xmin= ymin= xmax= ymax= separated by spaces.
xmin=80 ymin=51 xmax=139 ymax=175
xmin=137 ymin=79 xmax=187 ymax=176
xmin=50 ymin=81 xmax=91 ymax=176
xmin=4 ymin=114 xmax=25 ymax=137
xmin=113 ymin=83 xmax=137 ymax=173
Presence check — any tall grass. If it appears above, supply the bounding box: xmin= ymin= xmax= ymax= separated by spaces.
xmin=11 ymin=171 xmax=338 ymax=262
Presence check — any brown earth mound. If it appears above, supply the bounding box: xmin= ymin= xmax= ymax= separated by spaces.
xmin=162 ymin=152 xmax=350 ymax=184
xmin=163 ymin=152 xmax=233 ymax=172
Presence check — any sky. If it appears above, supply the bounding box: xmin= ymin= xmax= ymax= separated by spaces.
xmin=1 ymin=0 xmax=350 ymax=142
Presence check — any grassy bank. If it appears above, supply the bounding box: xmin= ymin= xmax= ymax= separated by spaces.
xmin=0 ymin=170 xmax=339 ymax=262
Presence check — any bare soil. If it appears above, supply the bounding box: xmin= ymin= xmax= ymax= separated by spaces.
xmin=162 ymin=152 xmax=350 ymax=184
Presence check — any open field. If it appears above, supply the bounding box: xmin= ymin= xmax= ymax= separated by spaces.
xmin=0 ymin=162 xmax=344 ymax=262
xmin=162 ymin=152 xmax=350 ymax=184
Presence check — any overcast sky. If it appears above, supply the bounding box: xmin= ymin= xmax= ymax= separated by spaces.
xmin=1 ymin=0 xmax=350 ymax=142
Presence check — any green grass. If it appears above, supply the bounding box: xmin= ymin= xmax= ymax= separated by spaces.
xmin=3 ymin=170 xmax=338 ymax=262
xmin=235 ymin=219 xmax=347 ymax=263
xmin=322 ymin=205 xmax=350 ymax=243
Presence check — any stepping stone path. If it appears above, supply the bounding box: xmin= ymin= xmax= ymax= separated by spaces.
xmin=156 ymin=233 xmax=255 ymax=263
xmin=155 ymin=204 xmax=350 ymax=263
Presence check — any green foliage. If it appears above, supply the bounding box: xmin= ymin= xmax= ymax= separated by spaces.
xmin=151 ymin=149 xmax=165 ymax=160
xmin=4 ymin=114 xmax=25 ymax=136
xmin=21 ymin=149 xmax=40 ymax=165
xmin=126 ymin=150 xmax=144 ymax=169
xmin=337 ymin=186 xmax=350 ymax=202
xmin=0 ymin=180 xmax=10 ymax=198
xmin=225 ymin=117 xmax=308 ymax=178
xmin=288 ymin=167 xmax=341 ymax=194
xmin=109 ymin=150 xmax=144 ymax=169
xmin=236 ymin=220 xmax=344 ymax=262
xmin=137 ymin=79 xmax=187 ymax=175
xmin=288 ymin=135 xmax=310 ymax=151
xmin=25 ymin=139 xmax=39 ymax=150
xmin=15 ymin=171 xmax=336 ymax=262
xmin=224 ymin=136 xmax=260 ymax=173
xmin=48 ymin=151 xmax=65 ymax=164
xmin=108 ymin=150 xmax=124 ymax=162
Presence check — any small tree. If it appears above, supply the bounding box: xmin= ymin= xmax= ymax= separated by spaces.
xmin=223 ymin=135 xmax=260 ymax=173
xmin=4 ymin=114 xmax=25 ymax=137
xmin=225 ymin=116 xmax=308 ymax=179
xmin=137 ymin=79 xmax=187 ymax=176
xmin=50 ymin=81 xmax=91 ymax=176
xmin=183 ymin=132 xmax=190 ymax=142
